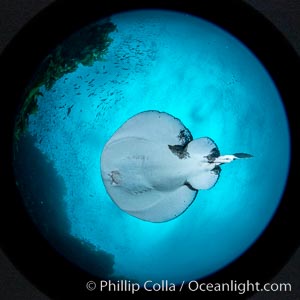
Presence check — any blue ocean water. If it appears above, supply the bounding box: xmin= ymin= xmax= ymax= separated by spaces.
xmin=16 ymin=10 xmax=290 ymax=284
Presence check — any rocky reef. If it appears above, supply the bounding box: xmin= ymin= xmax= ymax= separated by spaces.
xmin=14 ymin=19 xmax=117 ymax=143
xmin=14 ymin=134 xmax=115 ymax=278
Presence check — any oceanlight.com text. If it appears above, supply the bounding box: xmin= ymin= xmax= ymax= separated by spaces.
xmin=187 ymin=280 xmax=292 ymax=295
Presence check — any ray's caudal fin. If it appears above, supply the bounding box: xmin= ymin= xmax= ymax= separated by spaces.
xmin=233 ymin=153 xmax=254 ymax=159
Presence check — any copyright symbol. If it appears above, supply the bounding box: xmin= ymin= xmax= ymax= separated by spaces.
xmin=86 ymin=281 xmax=97 ymax=291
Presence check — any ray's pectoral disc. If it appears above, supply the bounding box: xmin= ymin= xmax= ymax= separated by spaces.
xmin=100 ymin=110 xmax=252 ymax=222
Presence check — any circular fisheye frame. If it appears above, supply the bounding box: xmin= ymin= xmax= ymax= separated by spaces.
xmin=0 ymin=1 xmax=299 ymax=299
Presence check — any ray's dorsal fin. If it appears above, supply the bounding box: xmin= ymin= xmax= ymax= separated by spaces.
xmin=187 ymin=137 xmax=219 ymax=160
xmin=186 ymin=166 xmax=221 ymax=190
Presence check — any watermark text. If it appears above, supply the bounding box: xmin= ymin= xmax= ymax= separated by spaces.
xmin=86 ymin=279 xmax=292 ymax=295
